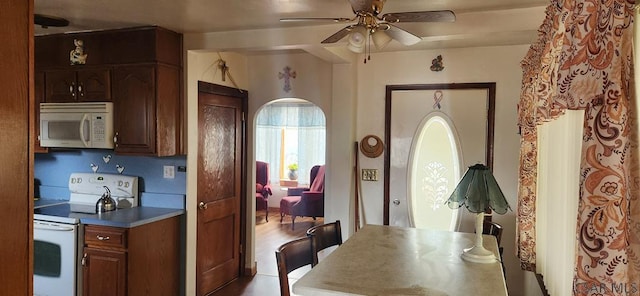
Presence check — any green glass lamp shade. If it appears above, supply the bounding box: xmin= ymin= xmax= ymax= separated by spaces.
xmin=446 ymin=164 xmax=511 ymax=214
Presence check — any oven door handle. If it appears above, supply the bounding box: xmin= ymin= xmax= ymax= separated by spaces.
xmin=34 ymin=222 xmax=75 ymax=232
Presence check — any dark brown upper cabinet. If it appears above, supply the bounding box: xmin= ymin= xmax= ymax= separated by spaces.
xmin=35 ymin=26 xmax=183 ymax=156
xmin=111 ymin=64 xmax=181 ymax=156
xmin=45 ymin=68 xmax=111 ymax=102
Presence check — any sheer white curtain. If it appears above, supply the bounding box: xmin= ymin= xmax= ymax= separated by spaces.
xmin=255 ymin=101 xmax=326 ymax=185
xmin=536 ymin=110 xmax=583 ymax=295
xmin=297 ymin=126 xmax=326 ymax=184
xmin=255 ymin=125 xmax=282 ymax=182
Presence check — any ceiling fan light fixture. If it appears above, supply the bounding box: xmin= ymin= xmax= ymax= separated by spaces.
xmin=347 ymin=26 xmax=368 ymax=53
xmin=371 ymin=29 xmax=392 ymax=50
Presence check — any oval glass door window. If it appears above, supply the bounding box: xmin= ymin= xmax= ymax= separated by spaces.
xmin=407 ymin=112 xmax=462 ymax=231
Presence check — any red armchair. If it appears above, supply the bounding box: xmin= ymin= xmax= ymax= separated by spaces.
xmin=256 ymin=161 xmax=272 ymax=221
xmin=280 ymin=165 xmax=325 ymax=230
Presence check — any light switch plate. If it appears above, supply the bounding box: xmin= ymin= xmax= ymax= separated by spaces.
xmin=361 ymin=169 xmax=378 ymax=181
xmin=163 ymin=165 xmax=175 ymax=179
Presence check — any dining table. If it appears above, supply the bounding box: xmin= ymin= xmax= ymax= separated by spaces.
xmin=292 ymin=224 xmax=508 ymax=296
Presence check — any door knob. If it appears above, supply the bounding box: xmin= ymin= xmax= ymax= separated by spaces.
xmin=198 ymin=201 xmax=208 ymax=210
xmin=393 ymin=199 xmax=401 ymax=206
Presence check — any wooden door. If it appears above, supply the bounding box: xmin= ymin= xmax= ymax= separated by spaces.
xmin=196 ymin=82 xmax=246 ymax=295
xmin=82 ymin=248 xmax=127 ymax=296
xmin=0 ymin=0 xmax=32 ymax=294
xmin=112 ymin=65 xmax=156 ymax=154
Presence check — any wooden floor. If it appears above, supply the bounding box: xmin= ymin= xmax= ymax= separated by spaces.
xmin=210 ymin=209 xmax=324 ymax=296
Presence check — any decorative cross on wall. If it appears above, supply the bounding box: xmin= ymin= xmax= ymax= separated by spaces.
xmin=278 ymin=66 xmax=297 ymax=93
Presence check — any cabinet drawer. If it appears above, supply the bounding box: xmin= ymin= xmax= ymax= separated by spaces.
xmin=84 ymin=225 xmax=127 ymax=249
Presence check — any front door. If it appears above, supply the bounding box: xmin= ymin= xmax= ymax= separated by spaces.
xmin=196 ymin=82 xmax=246 ymax=295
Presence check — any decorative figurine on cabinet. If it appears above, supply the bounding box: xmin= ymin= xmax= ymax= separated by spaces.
xmin=70 ymin=39 xmax=88 ymax=65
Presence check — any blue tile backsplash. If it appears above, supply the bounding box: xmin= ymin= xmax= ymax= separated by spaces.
xmin=35 ymin=149 xmax=186 ymax=209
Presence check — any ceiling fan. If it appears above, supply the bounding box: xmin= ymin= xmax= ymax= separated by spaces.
xmin=281 ymin=0 xmax=455 ymax=55
xmin=34 ymin=14 xmax=69 ymax=29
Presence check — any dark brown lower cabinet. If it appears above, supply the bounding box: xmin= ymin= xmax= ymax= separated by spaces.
xmin=82 ymin=248 xmax=127 ymax=296
xmin=82 ymin=215 xmax=181 ymax=296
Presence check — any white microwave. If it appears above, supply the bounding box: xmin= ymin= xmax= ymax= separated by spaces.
xmin=40 ymin=102 xmax=115 ymax=149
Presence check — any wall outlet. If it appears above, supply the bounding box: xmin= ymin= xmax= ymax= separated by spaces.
xmin=163 ymin=165 xmax=175 ymax=179
xmin=361 ymin=169 xmax=378 ymax=181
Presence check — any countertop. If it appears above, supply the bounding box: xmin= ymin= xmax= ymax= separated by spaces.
xmin=79 ymin=206 xmax=184 ymax=228
xmin=293 ymin=224 xmax=507 ymax=296
xmin=35 ymin=199 xmax=184 ymax=228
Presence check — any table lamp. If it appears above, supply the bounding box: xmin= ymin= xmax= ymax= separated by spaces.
xmin=446 ymin=164 xmax=511 ymax=263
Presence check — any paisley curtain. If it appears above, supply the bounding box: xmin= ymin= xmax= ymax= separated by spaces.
xmin=517 ymin=0 xmax=637 ymax=294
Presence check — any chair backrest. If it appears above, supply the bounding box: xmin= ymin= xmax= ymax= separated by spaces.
xmin=309 ymin=165 xmax=325 ymax=192
xmin=256 ymin=161 xmax=269 ymax=187
xmin=308 ymin=165 xmax=321 ymax=186
xmin=275 ymin=236 xmax=314 ymax=296
xmin=482 ymin=221 xmax=503 ymax=245
xmin=306 ymin=220 xmax=342 ymax=266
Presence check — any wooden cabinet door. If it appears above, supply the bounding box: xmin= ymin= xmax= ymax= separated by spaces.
xmin=82 ymin=247 xmax=127 ymax=296
xmin=76 ymin=68 xmax=111 ymax=102
xmin=45 ymin=70 xmax=77 ymax=102
xmin=112 ymin=65 xmax=156 ymax=155
xmin=45 ymin=68 xmax=110 ymax=102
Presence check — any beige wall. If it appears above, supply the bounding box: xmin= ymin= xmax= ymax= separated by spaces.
xmin=183 ymin=43 xmax=543 ymax=295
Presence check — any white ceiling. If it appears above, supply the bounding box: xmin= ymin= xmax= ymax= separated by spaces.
xmin=34 ymin=0 xmax=549 ymax=55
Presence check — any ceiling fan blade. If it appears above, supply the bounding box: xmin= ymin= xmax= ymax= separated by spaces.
xmin=34 ymin=14 xmax=69 ymax=28
xmin=382 ymin=24 xmax=421 ymax=46
xmin=321 ymin=25 xmax=356 ymax=44
xmin=280 ymin=17 xmax=352 ymax=23
xmin=382 ymin=10 xmax=455 ymax=23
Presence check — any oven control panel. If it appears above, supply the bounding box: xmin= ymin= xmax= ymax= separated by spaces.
xmin=68 ymin=173 xmax=139 ymax=208
xmin=69 ymin=173 xmax=138 ymax=197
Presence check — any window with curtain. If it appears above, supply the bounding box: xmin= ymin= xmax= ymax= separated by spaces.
xmin=517 ymin=2 xmax=635 ymax=293
xmin=536 ymin=110 xmax=582 ymax=295
xmin=255 ymin=100 xmax=326 ymax=185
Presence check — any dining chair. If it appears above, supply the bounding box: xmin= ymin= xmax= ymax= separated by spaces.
xmin=306 ymin=220 xmax=342 ymax=266
xmin=483 ymin=220 xmax=505 ymax=273
xmin=482 ymin=221 xmax=503 ymax=246
xmin=275 ymin=236 xmax=315 ymax=296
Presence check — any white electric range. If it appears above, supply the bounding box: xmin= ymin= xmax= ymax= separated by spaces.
xmin=33 ymin=173 xmax=139 ymax=296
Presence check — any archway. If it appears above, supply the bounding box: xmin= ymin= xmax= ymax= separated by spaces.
xmin=253 ymin=98 xmax=326 ymax=276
